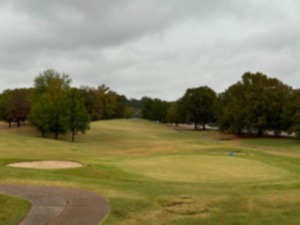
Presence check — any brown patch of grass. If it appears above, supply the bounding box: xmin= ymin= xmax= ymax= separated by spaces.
xmin=159 ymin=195 xmax=221 ymax=217
xmin=251 ymin=192 xmax=300 ymax=209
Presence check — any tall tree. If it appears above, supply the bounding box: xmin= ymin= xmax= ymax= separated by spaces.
xmin=166 ymin=102 xmax=180 ymax=126
xmin=217 ymin=82 xmax=247 ymax=134
xmin=141 ymin=97 xmax=169 ymax=122
xmin=181 ymin=86 xmax=217 ymax=130
xmin=66 ymin=88 xmax=91 ymax=142
xmin=128 ymin=98 xmax=142 ymax=118
xmin=80 ymin=85 xmax=117 ymax=121
xmin=30 ymin=69 xmax=71 ymax=139
xmin=282 ymin=89 xmax=300 ymax=138
xmin=141 ymin=97 xmax=153 ymax=120
xmin=29 ymin=94 xmax=51 ymax=137
xmin=99 ymin=85 xmax=117 ymax=119
xmin=80 ymin=87 xmax=102 ymax=121
xmin=218 ymin=72 xmax=291 ymax=136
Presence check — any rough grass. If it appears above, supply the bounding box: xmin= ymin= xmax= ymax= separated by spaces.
xmin=1 ymin=119 xmax=300 ymax=225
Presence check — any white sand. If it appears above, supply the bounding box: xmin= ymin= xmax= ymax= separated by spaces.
xmin=7 ymin=160 xmax=83 ymax=169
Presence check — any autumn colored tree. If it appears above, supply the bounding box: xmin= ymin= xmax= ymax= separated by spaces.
xmin=80 ymin=85 xmax=118 ymax=121
xmin=114 ymin=95 xmax=134 ymax=119
xmin=0 ymin=89 xmax=31 ymax=127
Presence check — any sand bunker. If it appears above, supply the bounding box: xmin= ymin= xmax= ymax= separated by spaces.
xmin=7 ymin=160 xmax=83 ymax=169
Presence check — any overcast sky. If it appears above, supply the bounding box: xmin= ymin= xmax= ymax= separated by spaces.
xmin=1 ymin=0 xmax=300 ymax=100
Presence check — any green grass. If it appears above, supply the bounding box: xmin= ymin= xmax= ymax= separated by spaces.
xmin=118 ymin=155 xmax=289 ymax=182
xmin=237 ymin=138 xmax=300 ymax=158
xmin=0 ymin=194 xmax=31 ymax=225
xmin=1 ymin=119 xmax=300 ymax=225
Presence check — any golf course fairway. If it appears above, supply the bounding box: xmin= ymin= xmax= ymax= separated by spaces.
xmin=1 ymin=119 xmax=300 ymax=225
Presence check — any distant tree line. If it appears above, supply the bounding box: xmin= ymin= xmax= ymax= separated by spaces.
xmin=139 ymin=72 xmax=300 ymax=139
xmin=1 ymin=70 xmax=300 ymax=139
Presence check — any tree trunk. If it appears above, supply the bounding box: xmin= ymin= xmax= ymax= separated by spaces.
xmin=236 ymin=129 xmax=242 ymax=136
xmin=54 ymin=132 xmax=59 ymax=139
xmin=202 ymin=123 xmax=206 ymax=130
xmin=194 ymin=122 xmax=198 ymax=130
xmin=72 ymin=130 xmax=75 ymax=142
xmin=258 ymin=128 xmax=263 ymax=137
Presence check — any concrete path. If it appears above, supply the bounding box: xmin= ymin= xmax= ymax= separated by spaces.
xmin=0 ymin=184 xmax=110 ymax=225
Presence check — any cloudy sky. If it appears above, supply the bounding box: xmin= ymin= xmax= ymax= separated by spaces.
xmin=1 ymin=0 xmax=300 ymax=100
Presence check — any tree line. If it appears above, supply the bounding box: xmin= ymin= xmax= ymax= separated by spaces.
xmin=139 ymin=72 xmax=300 ymax=139
xmin=0 ymin=69 xmax=140 ymax=141
xmin=1 ymin=70 xmax=300 ymax=140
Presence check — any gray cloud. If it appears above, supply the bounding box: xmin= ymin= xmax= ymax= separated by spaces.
xmin=1 ymin=0 xmax=300 ymax=100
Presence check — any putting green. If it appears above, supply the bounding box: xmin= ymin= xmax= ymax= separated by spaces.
xmin=120 ymin=155 xmax=289 ymax=183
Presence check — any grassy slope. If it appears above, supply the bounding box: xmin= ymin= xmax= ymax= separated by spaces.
xmin=1 ymin=120 xmax=300 ymax=225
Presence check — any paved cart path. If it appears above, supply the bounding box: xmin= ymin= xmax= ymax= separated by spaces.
xmin=0 ymin=184 xmax=110 ymax=225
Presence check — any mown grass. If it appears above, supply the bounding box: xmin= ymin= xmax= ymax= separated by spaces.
xmin=0 ymin=194 xmax=31 ymax=225
xmin=1 ymin=119 xmax=300 ymax=225
xmin=118 ymin=155 xmax=289 ymax=182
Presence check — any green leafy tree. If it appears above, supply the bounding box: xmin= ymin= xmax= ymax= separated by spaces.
xmin=151 ymin=99 xmax=169 ymax=122
xmin=282 ymin=89 xmax=300 ymax=138
xmin=79 ymin=87 xmax=101 ymax=121
xmin=114 ymin=95 xmax=133 ymax=118
xmin=30 ymin=69 xmax=71 ymax=139
xmin=166 ymin=102 xmax=180 ymax=126
xmin=128 ymin=98 xmax=142 ymax=118
xmin=141 ymin=97 xmax=153 ymax=120
xmin=29 ymin=94 xmax=51 ymax=137
xmin=218 ymin=72 xmax=290 ymax=136
xmin=123 ymin=106 xmax=134 ymax=119
xmin=100 ymin=85 xmax=118 ymax=119
xmin=218 ymin=82 xmax=247 ymax=134
xmin=141 ymin=97 xmax=170 ymax=122
xmin=166 ymin=100 xmax=186 ymax=126
xmin=66 ymin=88 xmax=91 ymax=142
xmin=181 ymin=86 xmax=217 ymax=130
